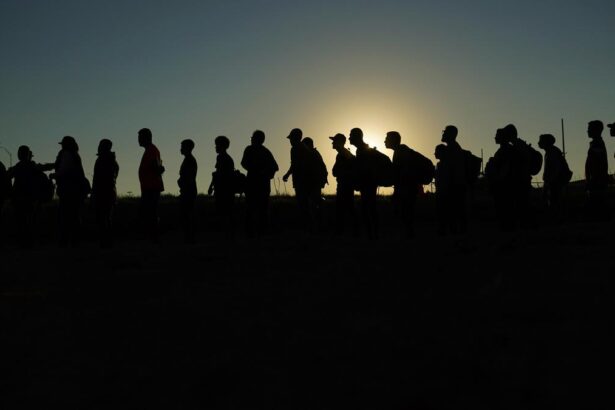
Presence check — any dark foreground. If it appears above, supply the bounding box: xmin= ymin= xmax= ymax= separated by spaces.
xmin=1 ymin=191 xmax=614 ymax=409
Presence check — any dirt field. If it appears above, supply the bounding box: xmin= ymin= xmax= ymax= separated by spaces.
xmin=1 ymin=185 xmax=614 ymax=409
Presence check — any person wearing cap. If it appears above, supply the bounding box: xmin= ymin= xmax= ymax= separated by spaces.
xmin=178 ymin=139 xmax=198 ymax=243
xmin=282 ymin=128 xmax=315 ymax=231
xmin=92 ymin=139 xmax=119 ymax=248
xmin=585 ymin=120 xmax=609 ymax=220
xmin=349 ymin=127 xmax=380 ymax=239
xmin=52 ymin=136 xmax=89 ymax=247
xmin=138 ymin=128 xmax=165 ymax=241
xmin=241 ymin=130 xmax=279 ymax=237
xmin=208 ymin=136 xmax=236 ymax=237
xmin=330 ymin=133 xmax=357 ymax=234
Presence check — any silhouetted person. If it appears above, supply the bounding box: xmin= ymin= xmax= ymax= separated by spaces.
xmin=485 ymin=128 xmax=514 ymax=231
xmin=283 ymin=128 xmax=315 ymax=231
xmin=349 ymin=127 xmax=380 ymax=239
xmin=504 ymin=124 xmax=535 ymax=229
xmin=178 ymin=139 xmax=198 ymax=243
xmin=52 ymin=136 xmax=89 ymax=247
xmin=7 ymin=146 xmax=54 ymax=247
xmin=138 ymin=128 xmax=165 ymax=242
xmin=330 ymin=133 xmax=357 ymax=234
xmin=434 ymin=144 xmax=450 ymax=235
xmin=384 ymin=131 xmax=422 ymax=238
xmin=92 ymin=139 xmax=119 ymax=248
xmin=241 ymin=130 xmax=278 ymax=237
xmin=208 ymin=136 xmax=235 ymax=237
xmin=303 ymin=137 xmax=328 ymax=229
xmin=609 ymin=123 xmax=615 ymax=138
xmin=0 ymin=160 xmax=10 ymax=246
xmin=585 ymin=120 xmax=609 ymax=220
xmin=537 ymin=134 xmax=570 ymax=220
xmin=440 ymin=125 xmax=468 ymax=234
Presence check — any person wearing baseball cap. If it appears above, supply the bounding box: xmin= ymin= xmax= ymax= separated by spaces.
xmin=282 ymin=128 xmax=315 ymax=231
xmin=330 ymin=133 xmax=357 ymax=234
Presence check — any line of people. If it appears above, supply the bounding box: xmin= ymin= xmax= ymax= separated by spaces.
xmin=0 ymin=121 xmax=613 ymax=248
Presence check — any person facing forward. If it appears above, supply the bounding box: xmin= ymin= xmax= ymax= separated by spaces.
xmin=138 ymin=128 xmax=165 ymax=242
xmin=178 ymin=139 xmax=198 ymax=243
xmin=92 ymin=139 xmax=119 ymax=248
xmin=208 ymin=136 xmax=235 ymax=237
xmin=241 ymin=130 xmax=278 ymax=237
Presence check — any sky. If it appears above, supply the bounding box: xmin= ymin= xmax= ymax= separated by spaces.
xmin=1 ymin=0 xmax=614 ymax=195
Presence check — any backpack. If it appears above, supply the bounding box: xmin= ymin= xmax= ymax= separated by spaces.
xmin=369 ymin=148 xmax=395 ymax=187
xmin=233 ymin=170 xmax=247 ymax=194
xmin=411 ymin=150 xmax=435 ymax=185
xmin=559 ymin=156 xmax=573 ymax=184
xmin=463 ymin=150 xmax=482 ymax=184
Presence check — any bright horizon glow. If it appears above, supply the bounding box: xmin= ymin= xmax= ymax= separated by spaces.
xmin=1 ymin=1 xmax=614 ymax=196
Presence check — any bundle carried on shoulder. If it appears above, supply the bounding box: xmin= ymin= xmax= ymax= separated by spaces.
xmin=410 ymin=149 xmax=435 ymax=185
xmin=368 ymin=147 xmax=395 ymax=187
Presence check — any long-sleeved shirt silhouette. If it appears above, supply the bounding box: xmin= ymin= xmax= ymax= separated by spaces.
xmin=54 ymin=149 xmax=87 ymax=198
xmin=332 ymin=148 xmax=356 ymax=191
xmin=178 ymin=154 xmax=198 ymax=197
xmin=542 ymin=145 xmax=567 ymax=186
xmin=287 ymin=143 xmax=312 ymax=189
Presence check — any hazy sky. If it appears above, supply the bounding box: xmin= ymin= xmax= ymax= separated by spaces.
xmin=1 ymin=0 xmax=614 ymax=195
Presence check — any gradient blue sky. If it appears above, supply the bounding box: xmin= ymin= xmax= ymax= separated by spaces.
xmin=1 ymin=0 xmax=614 ymax=195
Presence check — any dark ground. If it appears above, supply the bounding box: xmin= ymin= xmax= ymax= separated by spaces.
xmin=1 ymin=183 xmax=614 ymax=409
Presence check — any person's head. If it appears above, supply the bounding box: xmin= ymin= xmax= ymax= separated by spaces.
xmin=537 ymin=134 xmax=556 ymax=150
xmin=587 ymin=120 xmax=604 ymax=139
xmin=181 ymin=139 xmax=195 ymax=156
xmin=215 ymin=135 xmax=230 ymax=153
xmin=503 ymin=124 xmax=518 ymax=142
xmin=97 ymin=139 xmax=113 ymax=155
xmin=608 ymin=123 xmax=615 ymax=137
xmin=302 ymin=137 xmax=314 ymax=149
xmin=329 ymin=133 xmax=346 ymax=150
xmin=434 ymin=143 xmax=447 ymax=160
xmin=17 ymin=145 xmax=32 ymax=162
xmin=59 ymin=136 xmax=79 ymax=152
xmin=441 ymin=125 xmax=458 ymax=144
xmin=138 ymin=128 xmax=153 ymax=147
xmin=287 ymin=128 xmax=303 ymax=146
xmin=251 ymin=130 xmax=265 ymax=145
xmin=348 ymin=128 xmax=364 ymax=147
xmin=384 ymin=131 xmax=402 ymax=150
xmin=494 ymin=128 xmax=507 ymax=145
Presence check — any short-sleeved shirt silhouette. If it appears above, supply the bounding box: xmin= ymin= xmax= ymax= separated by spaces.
xmin=139 ymin=144 xmax=164 ymax=192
